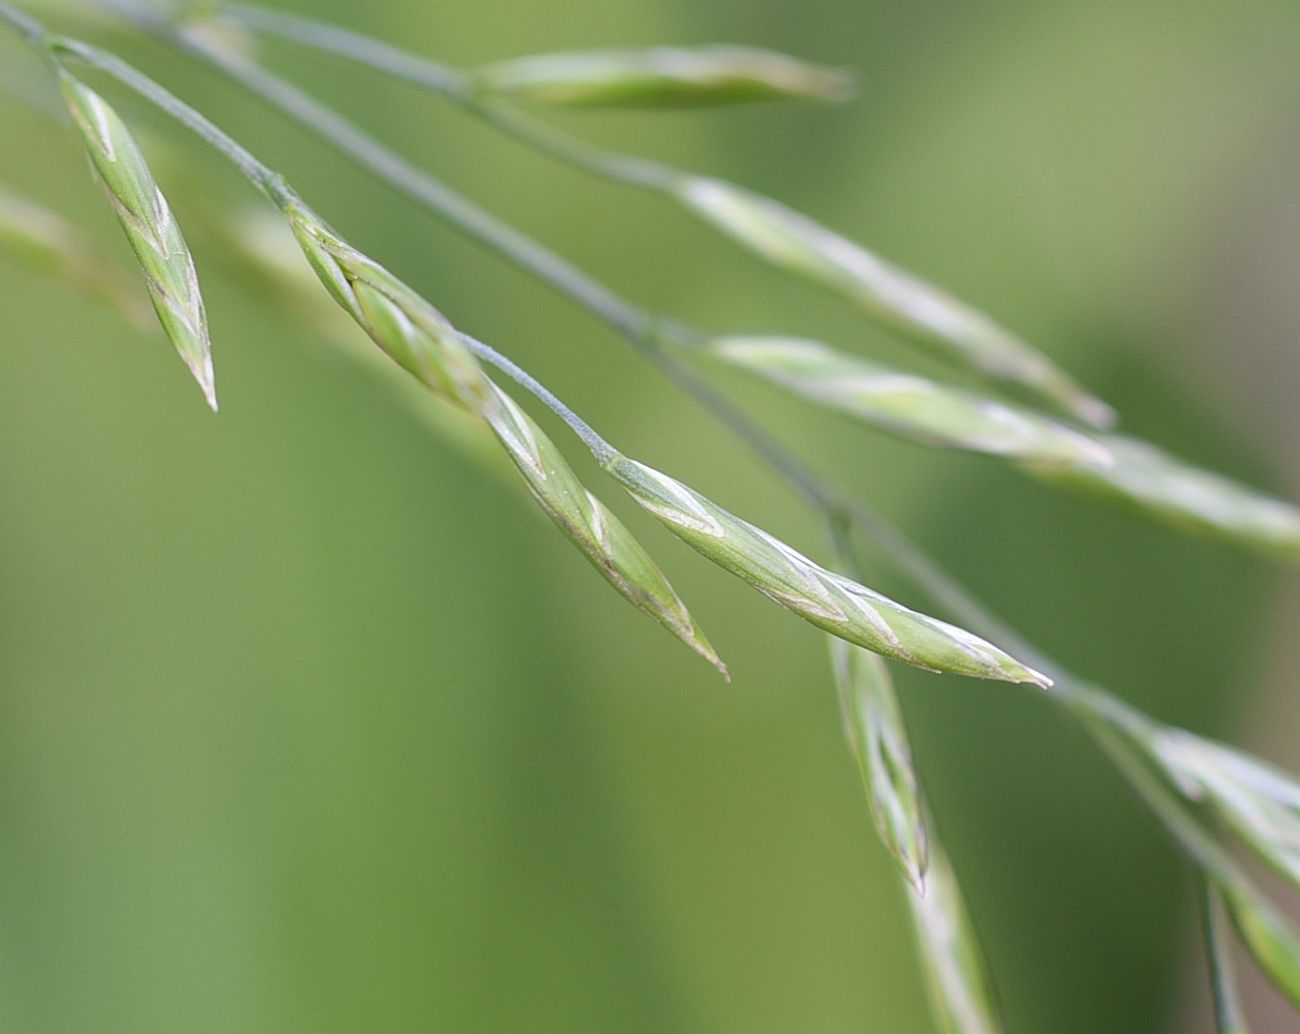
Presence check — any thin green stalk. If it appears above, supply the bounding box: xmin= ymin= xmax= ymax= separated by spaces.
xmin=217 ymin=3 xmax=678 ymax=192
xmin=458 ymin=331 xmax=616 ymax=464
xmin=0 ymin=3 xmax=43 ymax=46
xmin=1204 ymin=883 xmax=1252 ymax=1034
xmin=1077 ymin=712 xmax=1239 ymax=885
xmin=68 ymin=46 xmax=276 ymax=195
xmin=170 ymin=19 xmax=656 ymax=344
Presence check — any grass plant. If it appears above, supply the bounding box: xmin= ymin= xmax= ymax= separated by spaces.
xmin=2 ymin=3 xmax=1297 ymax=1029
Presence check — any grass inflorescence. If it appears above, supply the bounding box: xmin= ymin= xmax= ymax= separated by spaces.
xmin=2 ymin=4 xmax=1298 ymax=1030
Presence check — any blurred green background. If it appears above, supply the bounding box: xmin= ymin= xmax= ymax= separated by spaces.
xmin=2 ymin=1 xmax=1298 ymax=1031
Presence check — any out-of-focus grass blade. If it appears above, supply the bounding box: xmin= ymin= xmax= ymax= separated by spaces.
xmin=1204 ymin=884 xmax=1253 ymax=1034
xmin=905 ymin=825 xmax=1005 ymax=1034
xmin=1028 ymin=435 xmax=1300 ymax=562
xmin=674 ymin=176 xmax=1113 ymax=428
xmin=830 ymin=639 xmax=928 ymax=889
xmin=708 ymin=335 xmax=1109 ymax=465
xmin=477 ymin=45 xmax=854 ymax=108
xmin=0 ymin=180 xmax=150 ymax=327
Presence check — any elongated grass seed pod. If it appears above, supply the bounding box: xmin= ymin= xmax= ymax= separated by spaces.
xmin=0 ymin=181 xmax=151 ymax=327
xmin=831 ymin=639 xmax=928 ymax=888
xmin=1027 ymin=435 xmax=1300 ymax=562
xmin=709 ymin=335 xmax=1110 ymax=465
xmin=676 ymin=177 xmax=1113 ymax=428
xmin=1154 ymin=730 xmax=1300 ymax=892
xmin=906 ymin=827 xmax=1005 ymax=1034
xmin=283 ymin=200 xmax=489 ymax=410
xmin=1217 ymin=880 xmax=1300 ymax=1010
xmin=477 ymin=45 xmax=854 ymax=108
xmin=606 ymin=454 xmax=1049 ymax=684
xmin=57 ymin=70 xmax=216 ymax=409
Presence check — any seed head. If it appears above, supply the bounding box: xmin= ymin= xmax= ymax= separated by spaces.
xmin=710 ymin=336 xmax=1111 ymax=465
xmin=606 ymin=454 xmax=1049 ymax=685
xmin=831 ymin=640 xmax=928 ymax=889
xmin=1027 ymin=434 xmax=1300 ymax=562
xmin=1216 ymin=880 xmax=1300 ymax=1010
xmin=676 ymin=176 xmax=1113 ymax=428
xmin=478 ymin=45 xmax=854 ymax=108
xmin=283 ymin=199 xmax=489 ymax=410
xmin=905 ymin=829 xmax=1005 ymax=1034
xmin=0 ymin=181 xmax=151 ymax=328
xmin=58 ymin=71 xmax=215 ymax=409
xmin=1154 ymin=729 xmax=1300 ymax=893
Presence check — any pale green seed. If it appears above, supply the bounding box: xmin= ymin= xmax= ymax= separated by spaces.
xmin=709 ymin=335 xmax=1111 ymax=465
xmin=1153 ymin=730 xmax=1300 ymax=893
xmin=605 ymin=454 xmax=1048 ymax=685
xmin=484 ymin=382 xmax=726 ymax=675
xmin=57 ymin=71 xmax=216 ymax=410
xmin=830 ymin=639 xmax=928 ymax=888
xmin=675 ymin=176 xmax=1112 ymax=429
xmin=0 ymin=180 xmax=150 ymax=327
xmin=905 ymin=827 xmax=1005 ymax=1034
xmin=477 ymin=45 xmax=854 ymax=108
xmin=283 ymin=200 xmax=490 ymax=410
xmin=1027 ymin=435 xmax=1300 ymax=562
xmin=1217 ymin=879 xmax=1300 ymax=1010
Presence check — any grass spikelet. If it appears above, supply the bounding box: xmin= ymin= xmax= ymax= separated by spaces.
xmin=484 ymin=382 xmax=726 ymax=675
xmin=1153 ymin=730 xmax=1300 ymax=892
xmin=709 ymin=335 xmax=1110 ymax=465
xmin=1216 ymin=879 xmax=1300 ymax=1010
xmin=282 ymin=200 xmax=489 ymax=409
xmin=476 ymin=45 xmax=854 ymax=108
xmin=675 ymin=177 xmax=1112 ymax=428
xmin=1026 ymin=435 xmax=1300 ymax=561
xmin=605 ymin=454 xmax=1049 ymax=685
xmin=57 ymin=70 xmax=216 ymax=410
xmin=905 ymin=827 xmax=1005 ymax=1034
xmin=0 ymin=180 xmax=150 ymax=327
xmin=830 ymin=639 xmax=928 ymax=888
